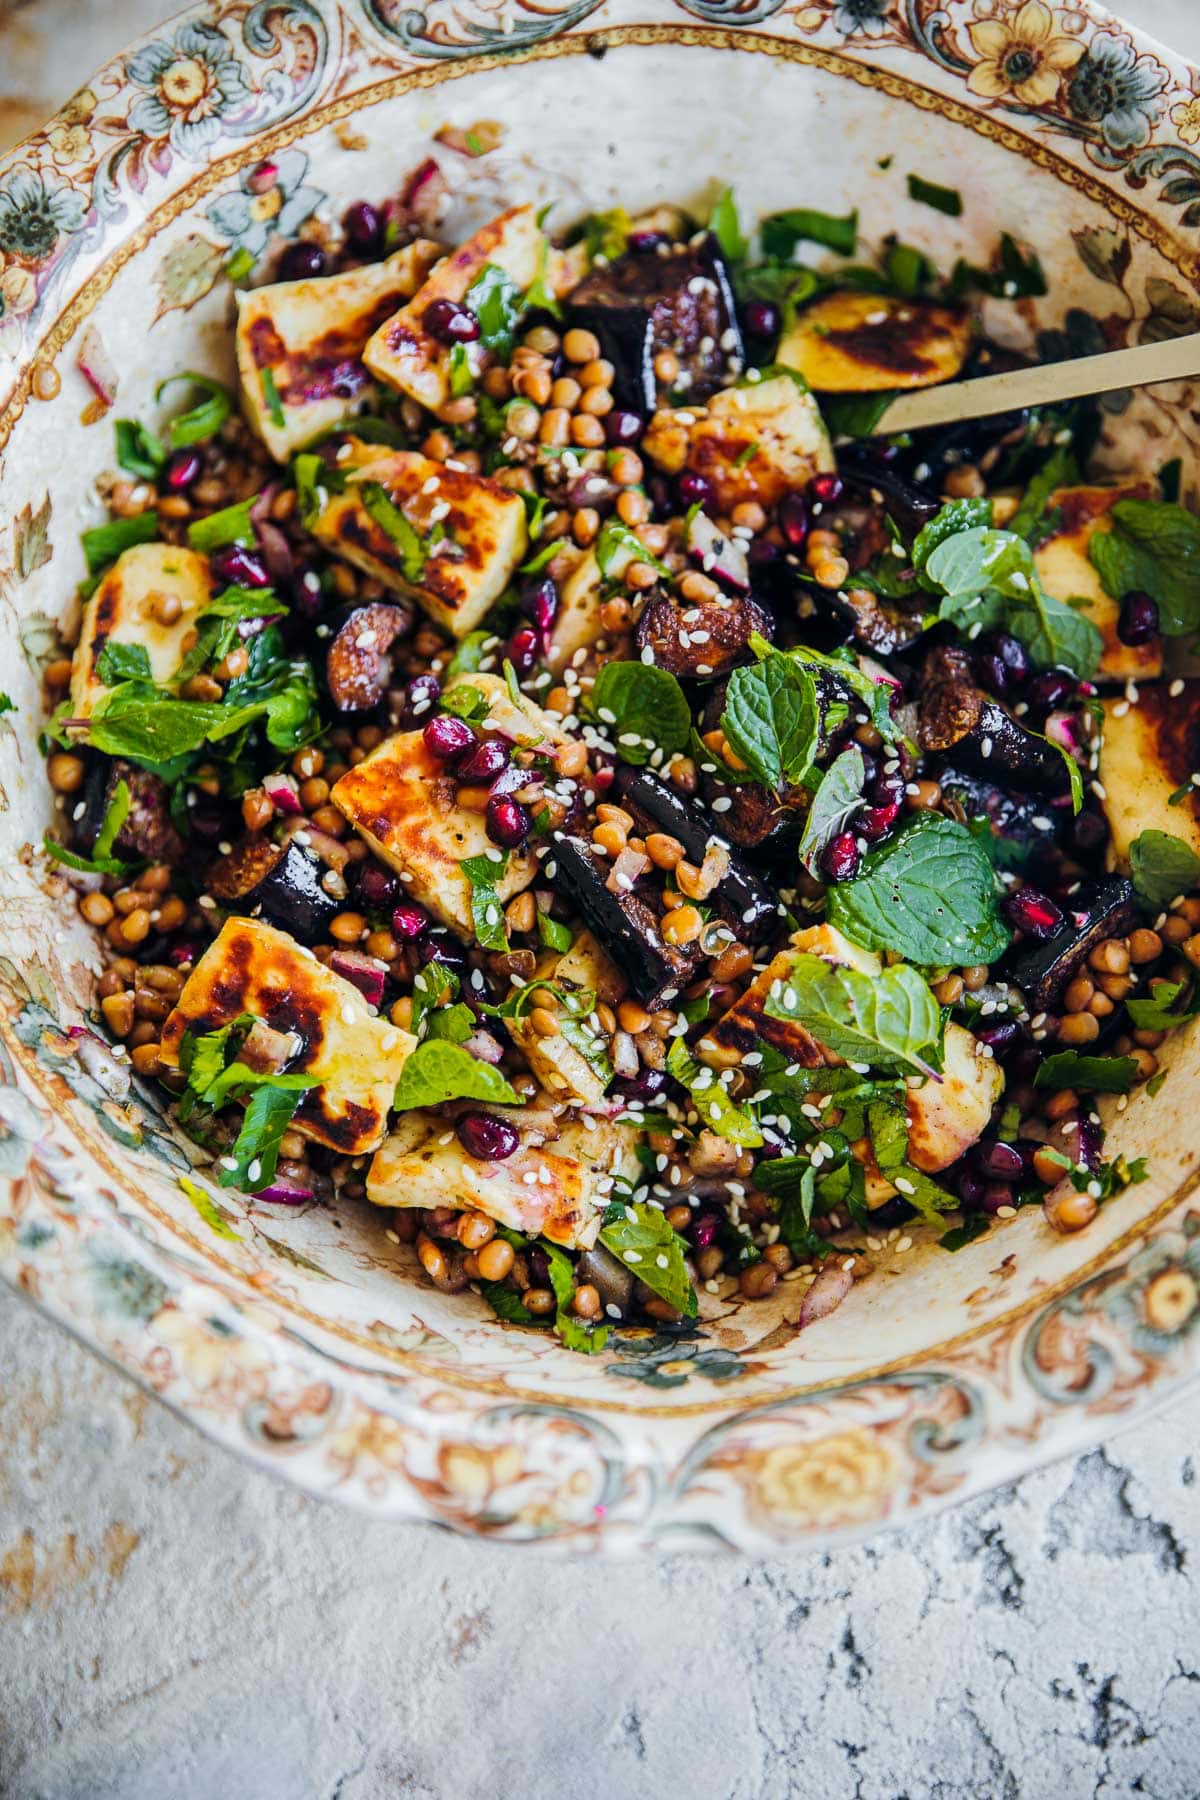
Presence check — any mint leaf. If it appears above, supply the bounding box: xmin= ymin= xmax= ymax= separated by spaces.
xmin=542 ymin=1239 xmax=608 ymax=1353
xmin=465 ymin=262 xmax=522 ymax=358
xmin=461 ymin=851 xmax=510 ymax=952
xmin=828 ymin=813 xmax=1010 ymax=965
xmin=786 ymin=642 xmax=903 ymax=746
xmin=595 ymin=516 xmax=672 ymax=580
xmin=765 ymin=954 xmax=943 ymax=1076
xmin=666 ymin=1039 xmax=762 ymax=1146
xmin=359 ymin=481 xmax=428 ymax=581
xmin=218 ymin=1078 xmax=316 ymax=1190
xmin=82 ymin=510 xmax=160 ymax=577
xmin=599 ymin=1201 xmax=697 ymax=1317
xmin=1007 ymin=445 xmax=1077 ymax=543
xmin=44 ymin=776 xmax=137 ymax=877
xmin=761 ymin=206 xmax=857 ymax=258
xmin=260 ymin=366 xmax=285 ymax=427
xmin=536 ymin=910 xmax=573 ymax=953
xmin=797 ymin=747 xmax=865 ymax=873
xmin=923 ymin=524 xmax=1101 ymax=677
xmin=187 ymin=497 xmax=257 ymax=553
xmin=393 ymin=1041 xmax=522 ymax=1110
xmin=587 ymin=661 xmax=691 ymax=766
xmin=446 ymin=630 xmax=496 ymax=677
xmin=114 ymin=417 xmax=166 ymax=480
xmin=156 ymin=371 xmax=234 ymax=448
xmin=709 ymin=186 xmax=747 ymax=263
xmin=1035 ymin=1051 xmax=1138 ymax=1095
xmin=409 ymin=962 xmax=460 ymax=1038
xmin=939 ymin=1213 xmax=991 ymax=1253
xmin=911 ymin=499 xmax=995 ymax=574
xmin=720 ymin=649 xmax=818 ymax=790
xmin=1129 ymin=829 xmax=1200 ymax=908
xmin=1088 ymin=499 xmax=1200 ymax=637
xmin=96 ymin=641 xmax=152 ymax=685
xmin=906 ymin=173 xmax=962 ymax=216
xmin=1125 ymin=978 xmax=1200 ymax=1033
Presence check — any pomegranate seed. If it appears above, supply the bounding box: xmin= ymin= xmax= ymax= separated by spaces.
xmin=970 ymin=1140 xmax=1025 ymax=1180
xmin=689 ymin=1210 xmax=723 ymax=1249
xmin=778 ymin=491 xmax=809 ymax=550
xmin=457 ymin=1111 xmax=520 ymax=1161
xmin=742 ymin=300 xmax=780 ymax=340
xmin=628 ymin=230 xmax=667 ymax=251
xmin=278 ymin=241 xmax=326 ymax=281
xmin=417 ymin=930 xmax=465 ymax=968
xmin=747 ymin=537 xmax=781 ymax=570
xmin=506 ymin=625 xmax=541 ymax=677
xmin=486 ymin=795 xmax=531 ymax=849
xmin=974 ymin=1019 xmax=1020 ymax=1056
xmin=391 ymin=902 xmax=429 ymax=940
xmin=1117 ymin=588 xmax=1159 ymax=646
xmin=822 ymin=831 xmax=862 ymax=882
xmin=871 ymin=768 xmax=906 ymax=809
xmin=1027 ymin=669 xmax=1076 ymax=711
xmin=1003 ymin=886 xmax=1064 ymax=940
xmin=975 ymin=631 xmax=1030 ymax=696
xmin=677 ymin=472 xmax=713 ymax=509
xmin=808 ymin=471 xmax=844 ymax=505
xmin=604 ymin=410 xmax=644 ymax=446
xmin=343 ymin=200 xmax=383 ymax=256
xmin=422 ymin=714 xmax=475 ymax=761
xmin=423 ymin=297 xmax=480 ymax=344
xmin=168 ymin=941 xmax=199 ymax=967
xmin=457 ymin=736 xmax=510 ymax=783
xmin=165 ymin=448 xmax=202 ymax=491
xmin=956 ymin=1167 xmax=988 ymax=1208
xmin=212 ymin=545 xmax=270 ymax=589
xmin=520 ymin=576 xmax=559 ymax=639
xmin=615 ymin=1065 xmax=667 ymax=1103
xmin=354 ymin=864 xmax=398 ymax=909
xmin=858 ymin=800 xmax=901 ymax=843
xmin=979 ymin=1182 xmax=1014 ymax=1215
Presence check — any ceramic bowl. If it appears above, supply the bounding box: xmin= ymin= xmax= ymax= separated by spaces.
xmin=2 ymin=0 xmax=1200 ymax=1553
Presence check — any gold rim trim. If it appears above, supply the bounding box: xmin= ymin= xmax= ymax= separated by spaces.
xmin=1 ymin=19 xmax=1197 ymax=457
xmin=11 ymin=1025 xmax=1200 ymax=1420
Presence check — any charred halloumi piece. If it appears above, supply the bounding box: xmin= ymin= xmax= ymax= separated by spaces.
xmin=546 ymin=551 xmax=603 ymax=674
xmin=778 ymin=291 xmax=972 ymax=393
xmin=363 ymin=203 xmax=544 ymax=413
xmin=1100 ymin=680 xmax=1200 ymax=866
xmin=69 ymin=543 xmax=212 ymax=721
xmin=158 ymin=917 xmax=415 ymax=1156
xmin=506 ymin=929 xmax=625 ymax=1106
xmin=236 ymin=243 xmax=439 ymax=462
xmin=641 ymin=375 xmax=835 ymax=513
xmin=903 ymin=1024 xmax=1004 ymax=1175
xmin=309 ymin=449 xmax=527 ymax=638
xmin=367 ymin=1109 xmax=637 ymax=1249
xmin=329 ymin=680 xmax=562 ymax=938
xmin=1032 ymin=483 xmax=1161 ymax=682
xmin=697 ymin=924 xmax=879 ymax=1071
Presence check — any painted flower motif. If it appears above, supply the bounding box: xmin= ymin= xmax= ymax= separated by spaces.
xmin=832 ymin=0 xmax=891 ymax=38
xmin=609 ymin=1327 xmax=746 ymax=1388
xmin=0 ymin=166 xmax=87 ymax=265
xmin=1100 ymin=1225 xmax=1200 ymax=1358
xmin=1067 ymin=33 xmax=1169 ymax=153
xmin=966 ymin=1 xmax=1084 ymax=108
xmin=206 ymin=150 xmax=323 ymax=260
xmin=437 ymin=1440 xmax=525 ymax=1506
xmin=125 ymin=21 xmax=251 ymax=159
xmin=0 ymin=265 xmax=37 ymax=329
xmin=47 ymin=123 xmax=92 ymax=166
xmin=151 ymin=1306 xmax=269 ymax=1392
xmin=59 ymin=87 xmax=97 ymax=127
xmin=1172 ymin=98 xmax=1200 ymax=147
xmin=747 ymin=1428 xmax=897 ymax=1529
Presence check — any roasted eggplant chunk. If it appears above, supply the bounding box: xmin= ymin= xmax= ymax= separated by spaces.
xmin=919 ymin=647 xmax=1069 ymax=792
xmin=614 ymin=767 xmax=782 ymax=941
xmin=939 ymin=765 xmax=1063 ymax=863
xmin=549 ymin=834 xmax=701 ymax=1008
xmin=324 ymin=601 xmax=412 ymax=712
xmin=77 ymin=756 xmax=184 ymax=865
xmin=564 ymin=235 xmax=742 ymax=412
xmin=634 ymin=589 xmax=772 ymax=681
xmin=206 ymin=837 xmax=339 ymax=944
xmin=1008 ymin=876 xmax=1136 ymax=1011
xmin=836 ymin=442 xmax=940 ymax=535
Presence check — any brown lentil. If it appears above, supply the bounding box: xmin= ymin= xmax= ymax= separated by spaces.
xmin=476 ymin=1238 xmax=515 ymax=1282
xmin=739 ymin=1263 xmax=779 ymax=1299
xmin=523 ymin=1287 xmax=556 ymax=1317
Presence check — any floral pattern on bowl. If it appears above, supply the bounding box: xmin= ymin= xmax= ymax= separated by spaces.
xmin=2 ymin=0 xmax=1200 ymax=1551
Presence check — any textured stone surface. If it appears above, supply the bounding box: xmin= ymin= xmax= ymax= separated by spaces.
xmin=2 ymin=2 xmax=1199 ymax=1795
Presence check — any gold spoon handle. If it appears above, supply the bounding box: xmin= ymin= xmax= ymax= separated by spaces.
xmin=866 ymin=332 xmax=1200 ymax=436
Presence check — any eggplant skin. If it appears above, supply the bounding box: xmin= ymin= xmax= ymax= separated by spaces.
xmin=565 ymin=236 xmax=743 ymax=412
xmin=635 ymin=590 xmax=773 ymax=681
xmin=77 ymin=756 xmax=184 ymax=865
xmin=614 ymin=766 xmax=781 ymax=941
xmin=549 ymin=834 xmax=701 ymax=1008
xmin=206 ymin=837 xmax=339 ymax=945
xmin=324 ymin=601 xmax=412 ymax=712
xmin=919 ymin=652 xmax=1068 ymax=793
xmin=1008 ymin=876 xmax=1136 ymax=1011
xmin=938 ymin=765 xmax=1063 ymax=856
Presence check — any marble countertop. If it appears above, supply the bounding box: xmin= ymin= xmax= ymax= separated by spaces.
xmin=2 ymin=3 xmax=1198 ymax=1796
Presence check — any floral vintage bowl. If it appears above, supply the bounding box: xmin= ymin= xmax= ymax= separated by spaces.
xmin=2 ymin=0 xmax=1200 ymax=1553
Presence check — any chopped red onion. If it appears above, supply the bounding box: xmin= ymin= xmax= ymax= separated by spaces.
xmin=263 ymin=771 xmax=303 ymax=815
xmin=686 ymin=511 xmax=749 ymax=592
xmin=329 ymin=949 xmax=387 ymax=1008
xmin=77 ymin=326 xmax=118 ymax=407
xmin=254 ymin=1177 xmax=315 ymax=1205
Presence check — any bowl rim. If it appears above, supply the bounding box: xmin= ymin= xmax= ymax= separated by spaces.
xmin=2 ymin=0 xmax=1200 ymax=1551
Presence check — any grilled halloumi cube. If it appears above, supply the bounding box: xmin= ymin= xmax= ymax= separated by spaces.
xmin=777 ymin=291 xmax=972 ymax=393
xmin=236 ymin=243 xmax=439 ymax=462
xmin=553 ymin=928 xmax=626 ymax=1006
xmin=309 ymin=449 xmax=527 ymax=638
xmin=1032 ymin=483 xmax=1161 ymax=682
xmin=902 ymin=1024 xmax=1004 ymax=1175
xmin=451 ymin=671 xmax=567 ymax=751
xmin=363 ymin=203 xmax=545 ymax=413
xmin=158 ymin=917 xmax=415 ymax=1156
xmin=330 ymin=676 xmax=564 ymax=939
xmin=697 ymin=924 xmax=879 ymax=1070
xmin=506 ymin=928 xmax=625 ymax=1105
xmin=1100 ymin=680 xmax=1200 ymax=866
xmin=69 ymin=543 xmax=213 ymax=720
xmin=546 ymin=550 xmax=603 ymax=674
xmin=367 ymin=1107 xmax=637 ymax=1249
xmin=641 ymin=375 xmax=835 ymax=513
